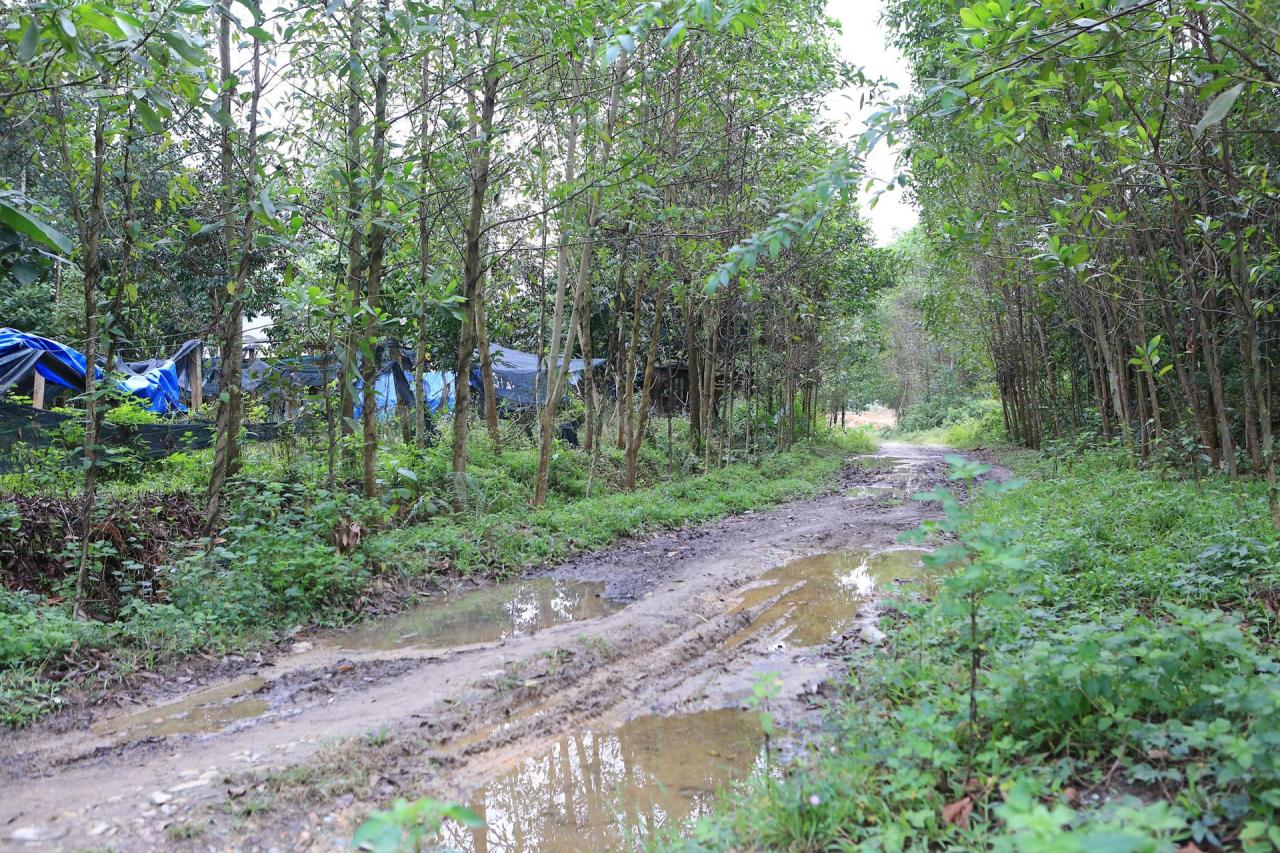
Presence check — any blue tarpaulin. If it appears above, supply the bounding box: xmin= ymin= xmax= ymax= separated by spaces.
xmin=355 ymin=366 xmax=456 ymax=419
xmin=0 ymin=328 xmax=199 ymax=413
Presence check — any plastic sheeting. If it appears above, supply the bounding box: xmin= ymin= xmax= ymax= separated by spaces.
xmin=355 ymin=364 xmax=456 ymax=419
xmin=481 ymin=344 xmax=603 ymax=407
xmin=0 ymin=328 xmax=200 ymax=413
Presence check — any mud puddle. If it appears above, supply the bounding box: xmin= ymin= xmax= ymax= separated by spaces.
xmin=441 ymin=709 xmax=765 ymax=852
xmin=92 ymin=677 xmax=268 ymax=740
xmin=334 ymin=578 xmax=623 ymax=652
xmin=728 ymin=548 xmax=931 ymax=648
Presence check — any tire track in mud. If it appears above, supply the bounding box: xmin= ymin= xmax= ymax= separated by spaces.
xmin=1 ymin=443 xmax=989 ymax=850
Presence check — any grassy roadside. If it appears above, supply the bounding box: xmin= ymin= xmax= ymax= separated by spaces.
xmin=891 ymin=399 xmax=1008 ymax=450
xmin=675 ymin=449 xmax=1280 ymax=851
xmin=1 ymin=427 xmax=876 ymax=726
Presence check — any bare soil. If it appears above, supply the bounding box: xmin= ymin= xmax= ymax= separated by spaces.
xmin=1 ymin=442 xmax=994 ymax=851
xmin=841 ymin=405 xmax=897 ymax=430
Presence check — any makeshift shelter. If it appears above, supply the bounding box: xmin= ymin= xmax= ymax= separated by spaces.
xmin=355 ymin=364 xmax=456 ymax=419
xmin=0 ymin=328 xmax=201 ymax=413
xmin=650 ymin=363 xmax=690 ymax=413
xmin=481 ymin=344 xmax=603 ymax=407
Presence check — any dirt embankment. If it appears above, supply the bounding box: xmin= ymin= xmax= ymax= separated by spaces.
xmin=2 ymin=442 xmax=994 ymax=851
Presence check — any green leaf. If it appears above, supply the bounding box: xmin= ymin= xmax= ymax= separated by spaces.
xmin=1193 ymin=82 xmax=1244 ymax=140
xmin=135 ymin=100 xmax=164 ymax=134
xmin=114 ymin=14 xmax=142 ymax=41
xmin=57 ymin=10 xmax=76 ymax=38
xmin=160 ymin=31 xmax=208 ymax=66
xmin=206 ymin=105 xmax=234 ymax=127
xmin=0 ymin=202 xmax=74 ymax=254
xmin=17 ymin=19 xmax=41 ymax=63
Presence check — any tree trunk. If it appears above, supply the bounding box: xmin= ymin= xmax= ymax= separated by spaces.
xmin=205 ymin=12 xmax=262 ymax=530
xmin=360 ymin=0 xmax=391 ymax=499
xmin=451 ymin=66 xmax=499 ymax=508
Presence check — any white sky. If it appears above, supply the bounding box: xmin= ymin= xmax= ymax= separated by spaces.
xmin=823 ymin=0 xmax=918 ymax=246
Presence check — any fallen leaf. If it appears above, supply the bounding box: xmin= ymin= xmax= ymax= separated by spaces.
xmin=1063 ymin=786 xmax=1079 ymax=805
xmin=1178 ymin=843 xmax=1205 ymax=853
xmin=941 ymin=796 xmax=973 ymax=829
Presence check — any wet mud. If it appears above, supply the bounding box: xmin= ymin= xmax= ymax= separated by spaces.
xmin=1 ymin=442 xmax=998 ymax=851
xmin=441 ymin=709 xmax=764 ymax=852
xmin=334 ymin=578 xmax=622 ymax=652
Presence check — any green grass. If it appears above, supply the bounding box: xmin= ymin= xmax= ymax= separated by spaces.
xmin=1 ymin=421 xmax=875 ymax=726
xmin=894 ymin=399 xmax=1007 ymax=450
xmin=674 ymin=449 xmax=1280 ymax=851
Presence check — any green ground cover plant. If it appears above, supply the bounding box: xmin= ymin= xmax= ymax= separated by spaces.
xmin=0 ymin=425 xmax=875 ymax=726
xmin=893 ymin=399 xmax=1007 ymax=450
xmin=677 ymin=449 xmax=1280 ymax=851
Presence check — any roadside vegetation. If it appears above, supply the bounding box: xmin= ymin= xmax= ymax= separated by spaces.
xmin=0 ymin=0 xmax=890 ymax=728
xmin=681 ymin=447 xmax=1280 ymax=850
xmin=671 ymin=0 xmax=1280 ymax=842
xmin=1 ymin=423 xmax=873 ymax=726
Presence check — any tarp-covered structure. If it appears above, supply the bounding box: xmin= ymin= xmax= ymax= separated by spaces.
xmin=0 ymin=330 xmax=601 ymax=423
xmin=0 ymin=328 xmax=201 ymax=413
xmin=482 ymin=344 xmax=603 ymax=407
xmin=356 ymin=365 xmax=456 ymax=419
xmin=355 ymin=343 xmax=600 ymax=419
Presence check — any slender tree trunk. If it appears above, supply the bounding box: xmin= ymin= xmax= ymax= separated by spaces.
xmin=205 ymin=15 xmax=261 ymax=530
xmin=475 ymin=270 xmax=501 ymax=451
xmin=415 ymin=52 xmax=433 ymax=448
xmin=533 ymin=58 xmax=625 ymax=506
xmin=337 ymin=4 xmax=364 ymax=442
xmin=66 ymin=107 xmax=107 ymax=615
xmin=360 ymin=0 xmax=391 ymax=499
xmin=625 ymin=285 xmax=666 ymax=489
xmin=451 ymin=66 xmax=499 ymax=508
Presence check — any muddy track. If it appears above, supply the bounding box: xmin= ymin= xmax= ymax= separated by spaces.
xmin=2 ymin=442 xmax=990 ymax=851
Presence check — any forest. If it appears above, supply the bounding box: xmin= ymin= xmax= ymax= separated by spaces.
xmin=2 ymin=0 xmax=1279 ymax=849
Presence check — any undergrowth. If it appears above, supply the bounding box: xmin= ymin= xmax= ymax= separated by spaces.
xmin=894 ymin=398 xmax=1007 ymax=450
xmin=677 ymin=449 xmax=1280 ymax=851
xmin=0 ymin=421 xmax=875 ymax=726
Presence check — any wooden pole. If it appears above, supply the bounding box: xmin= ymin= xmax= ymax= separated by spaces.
xmin=31 ymin=373 xmax=45 ymax=409
xmin=190 ymin=349 xmax=203 ymax=411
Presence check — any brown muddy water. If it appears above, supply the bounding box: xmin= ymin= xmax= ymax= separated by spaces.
xmin=335 ymin=578 xmax=623 ymax=651
xmin=440 ymin=709 xmax=765 ymax=853
xmin=92 ymin=677 xmax=268 ymax=739
xmin=439 ymin=548 xmax=932 ymax=851
xmin=728 ymin=548 xmax=932 ymax=647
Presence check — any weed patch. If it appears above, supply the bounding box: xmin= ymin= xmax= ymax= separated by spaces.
xmin=1 ymin=427 xmax=871 ymax=725
xmin=678 ymin=452 xmax=1280 ymax=850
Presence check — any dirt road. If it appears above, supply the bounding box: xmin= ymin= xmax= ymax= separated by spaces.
xmin=2 ymin=443 xmax=983 ymax=851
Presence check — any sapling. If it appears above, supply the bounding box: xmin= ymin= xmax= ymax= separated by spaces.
xmin=903 ymin=454 xmax=1025 ymax=779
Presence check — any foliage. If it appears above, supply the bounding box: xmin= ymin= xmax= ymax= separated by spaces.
xmin=0 ymin=426 xmax=868 ymax=725
xmin=676 ymin=452 xmax=1280 ymax=849
xmin=898 ymin=399 xmax=1007 ymax=450
xmin=872 ymin=0 xmax=1280 ymax=515
xmin=352 ymin=797 xmax=484 ymax=853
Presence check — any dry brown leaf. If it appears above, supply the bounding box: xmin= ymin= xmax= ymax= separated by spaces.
xmin=1178 ymin=843 xmax=1205 ymax=853
xmin=334 ymin=519 xmax=365 ymax=554
xmin=941 ymin=796 xmax=973 ymax=829
xmin=1063 ymin=786 xmax=1079 ymax=805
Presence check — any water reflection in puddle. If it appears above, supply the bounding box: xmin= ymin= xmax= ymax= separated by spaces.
xmin=335 ymin=578 xmax=623 ymax=651
xmin=729 ymin=549 xmax=931 ymax=647
xmin=442 ymin=709 xmax=765 ymax=852
xmin=92 ymin=677 xmax=267 ymax=739
xmin=848 ymin=485 xmax=894 ymax=499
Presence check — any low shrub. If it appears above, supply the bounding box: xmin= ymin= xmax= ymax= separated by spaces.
xmin=680 ymin=452 xmax=1280 ymax=850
